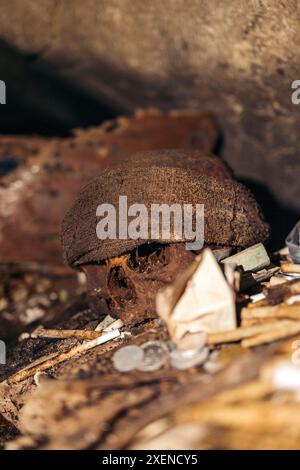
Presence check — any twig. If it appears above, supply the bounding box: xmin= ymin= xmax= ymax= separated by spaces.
xmin=242 ymin=321 xmax=300 ymax=348
xmin=241 ymin=318 xmax=275 ymax=327
xmin=242 ymin=304 xmax=300 ymax=321
xmin=207 ymin=322 xmax=288 ymax=345
xmin=281 ymin=262 xmax=300 ymax=274
xmin=5 ymin=329 xmax=120 ymax=384
xmin=30 ymin=328 xmax=103 ymax=341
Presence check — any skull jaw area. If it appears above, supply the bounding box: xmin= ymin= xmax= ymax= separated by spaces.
xmin=82 ymin=243 xmax=198 ymax=324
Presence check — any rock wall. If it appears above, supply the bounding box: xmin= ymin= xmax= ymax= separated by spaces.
xmin=0 ymin=0 xmax=299 ymax=212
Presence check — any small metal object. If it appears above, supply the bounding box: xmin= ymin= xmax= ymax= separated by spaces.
xmin=112 ymin=345 xmax=144 ymax=372
xmin=136 ymin=340 xmax=168 ymax=371
xmin=170 ymin=345 xmax=209 ymax=370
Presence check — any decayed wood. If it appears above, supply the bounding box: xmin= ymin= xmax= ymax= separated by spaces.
xmin=241 ymin=321 xmax=300 ymax=347
xmin=241 ymin=317 xmax=279 ymax=327
xmin=5 ymin=330 xmax=120 ymax=384
xmin=29 ymin=328 xmax=103 ymax=341
xmin=99 ymin=350 xmax=271 ymax=450
xmin=9 ymin=382 xmax=157 ymax=450
xmin=0 ymin=317 xmax=172 ymax=437
xmin=0 ymin=278 xmax=288 ymax=451
xmin=207 ymin=321 xmax=294 ymax=345
xmin=5 ymin=349 xmax=267 ymax=450
xmin=209 ymin=379 xmax=273 ymax=404
xmin=242 ymin=304 xmax=300 ymax=321
xmin=178 ymin=401 xmax=300 ymax=434
xmin=281 ymin=262 xmax=300 ymax=274
xmin=129 ymin=334 xmax=300 ymax=450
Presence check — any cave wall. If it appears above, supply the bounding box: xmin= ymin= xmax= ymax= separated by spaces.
xmin=0 ymin=0 xmax=299 ymax=212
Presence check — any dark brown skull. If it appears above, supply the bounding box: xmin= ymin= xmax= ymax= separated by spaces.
xmin=62 ymin=149 xmax=269 ymax=324
xmin=82 ymin=243 xmax=198 ymax=324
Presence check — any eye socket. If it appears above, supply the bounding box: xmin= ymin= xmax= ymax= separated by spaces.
xmin=127 ymin=243 xmax=170 ymax=273
xmin=107 ymin=265 xmax=137 ymax=306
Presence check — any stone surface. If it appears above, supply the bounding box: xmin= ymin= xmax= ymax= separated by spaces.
xmin=0 ymin=1 xmax=299 ymax=213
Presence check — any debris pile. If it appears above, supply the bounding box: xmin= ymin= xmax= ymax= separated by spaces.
xmin=1 ymin=111 xmax=300 ymax=450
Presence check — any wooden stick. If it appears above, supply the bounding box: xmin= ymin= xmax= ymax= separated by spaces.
xmin=242 ymin=304 xmax=300 ymax=321
xmin=281 ymin=262 xmax=300 ymax=274
xmin=5 ymin=329 xmax=120 ymax=384
xmin=178 ymin=401 xmax=300 ymax=433
xmin=241 ymin=318 xmax=275 ymax=327
xmin=207 ymin=322 xmax=291 ymax=345
xmin=247 ymin=299 xmax=269 ymax=309
xmin=269 ymin=276 xmax=288 ymax=286
xmin=242 ymin=321 xmax=300 ymax=348
xmin=213 ymin=380 xmax=272 ymax=404
xmin=30 ymin=328 xmax=103 ymax=341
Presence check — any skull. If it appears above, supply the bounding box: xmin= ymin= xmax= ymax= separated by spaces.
xmin=82 ymin=243 xmax=197 ymax=324
xmin=61 ymin=149 xmax=269 ymax=324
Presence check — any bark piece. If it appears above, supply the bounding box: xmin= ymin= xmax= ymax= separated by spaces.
xmin=207 ymin=321 xmax=298 ymax=346
xmin=242 ymin=304 xmax=300 ymax=322
xmin=281 ymin=262 xmax=300 ymax=274
xmin=6 ymin=347 xmax=268 ymax=450
xmin=241 ymin=321 xmax=300 ymax=348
